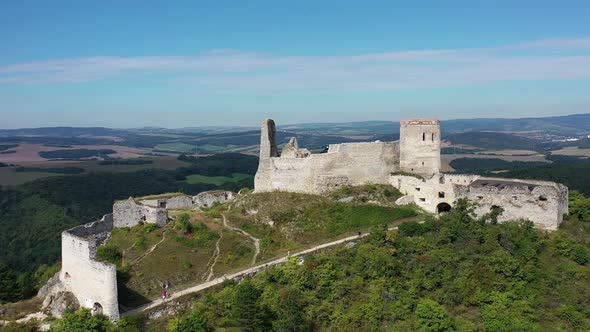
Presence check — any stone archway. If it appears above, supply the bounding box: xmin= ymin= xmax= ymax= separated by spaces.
xmin=436 ymin=202 xmax=452 ymax=214
xmin=92 ymin=302 xmax=103 ymax=316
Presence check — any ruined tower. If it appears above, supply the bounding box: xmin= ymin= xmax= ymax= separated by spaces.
xmin=254 ymin=119 xmax=278 ymax=191
xmin=399 ymin=119 xmax=441 ymax=176
xmin=259 ymin=118 xmax=278 ymax=159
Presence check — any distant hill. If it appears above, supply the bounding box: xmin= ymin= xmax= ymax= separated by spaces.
xmin=283 ymin=113 xmax=590 ymax=135
xmin=0 ymin=126 xmax=125 ymax=137
xmin=441 ymin=113 xmax=590 ymax=134
xmin=443 ymin=132 xmax=541 ymax=150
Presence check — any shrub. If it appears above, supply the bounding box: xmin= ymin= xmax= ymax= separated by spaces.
xmin=177 ymin=213 xmax=193 ymax=234
xmin=96 ymin=244 xmax=122 ymax=265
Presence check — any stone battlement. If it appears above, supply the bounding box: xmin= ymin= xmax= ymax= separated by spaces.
xmin=400 ymin=118 xmax=441 ymax=126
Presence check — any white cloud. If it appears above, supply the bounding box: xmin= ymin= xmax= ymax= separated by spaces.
xmin=1 ymin=37 xmax=590 ymax=92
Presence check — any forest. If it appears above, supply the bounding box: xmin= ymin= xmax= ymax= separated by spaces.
xmin=0 ymin=153 xmax=258 ymax=303
xmin=21 ymin=196 xmax=590 ymax=332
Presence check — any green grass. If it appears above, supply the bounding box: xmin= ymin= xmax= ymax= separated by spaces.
xmin=185 ymin=172 xmax=252 ymax=185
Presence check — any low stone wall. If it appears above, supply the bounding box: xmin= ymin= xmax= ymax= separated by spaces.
xmin=60 ymin=214 xmax=119 ymax=320
xmin=193 ymin=191 xmax=236 ymax=208
xmin=113 ymin=198 xmax=168 ymax=228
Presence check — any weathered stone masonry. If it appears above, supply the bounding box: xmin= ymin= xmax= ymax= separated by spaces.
xmin=53 ymin=191 xmax=237 ymax=321
xmin=254 ymin=118 xmax=569 ymax=231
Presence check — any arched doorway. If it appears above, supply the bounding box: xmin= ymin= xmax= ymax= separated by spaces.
xmin=436 ymin=202 xmax=452 ymax=214
xmin=92 ymin=302 xmax=103 ymax=315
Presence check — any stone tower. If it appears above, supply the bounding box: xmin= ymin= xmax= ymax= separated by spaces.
xmin=254 ymin=119 xmax=278 ymax=191
xmin=259 ymin=118 xmax=278 ymax=159
xmin=399 ymin=119 xmax=441 ymax=176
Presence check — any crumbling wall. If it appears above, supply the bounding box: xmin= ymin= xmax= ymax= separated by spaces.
xmin=60 ymin=214 xmax=119 ymax=320
xmin=464 ymin=178 xmax=568 ymax=231
xmin=193 ymin=190 xmax=236 ymax=208
xmin=113 ymin=198 xmax=167 ymax=227
xmin=140 ymin=196 xmax=194 ymax=210
xmin=256 ymin=141 xmax=400 ymax=194
xmin=393 ymin=174 xmax=568 ymax=231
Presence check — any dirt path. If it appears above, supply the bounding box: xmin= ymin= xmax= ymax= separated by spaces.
xmin=123 ymin=222 xmax=421 ymax=316
xmin=222 ymin=214 xmax=261 ymax=265
xmin=203 ymin=231 xmax=223 ymax=282
xmin=131 ymin=231 xmax=167 ymax=265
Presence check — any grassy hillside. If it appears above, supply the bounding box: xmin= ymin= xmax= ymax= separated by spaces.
xmin=137 ymin=198 xmax=590 ymax=331
xmin=101 ymin=186 xmax=417 ymax=307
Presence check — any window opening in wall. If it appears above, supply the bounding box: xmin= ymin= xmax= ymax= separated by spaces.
xmin=141 ymin=215 xmax=147 ymax=221
xmin=477 ymin=196 xmax=483 ymax=199
xmin=438 ymin=191 xmax=445 ymax=198
xmin=419 ymin=198 xmax=426 ymax=202
xmin=422 ymin=132 xmax=425 ymax=141
xmin=539 ymin=195 xmax=547 ymax=201
xmin=439 ymin=176 xmax=445 ymax=184
xmin=491 ymin=205 xmax=502 ymax=211
xmin=432 ymin=133 xmax=434 ymax=141
xmin=415 ymin=187 xmax=421 ymax=191
xmin=421 ymin=161 xmax=424 ymax=166
xmin=159 ymin=201 xmax=167 ymax=209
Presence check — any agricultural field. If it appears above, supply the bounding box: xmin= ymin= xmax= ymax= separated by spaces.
xmin=185 ymin=172 xmax=252 ymax=185
xmin=0 ymin=143 xmax=147 ymax=163
xmin=550 ymin=146 xmax=590 ymax=157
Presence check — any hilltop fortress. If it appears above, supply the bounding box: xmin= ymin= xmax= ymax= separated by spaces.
xmin=255 ymin=118 xmax=568 ymax=231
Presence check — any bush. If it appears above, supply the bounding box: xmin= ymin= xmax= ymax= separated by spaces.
xmin=177 ymin=213 xmax=193 ymax=234
xmin=49 ymin=308 xmax=113 ymax=332
xmin=168 ymin=310 xmax=207 ymax=332
xmin=96 ymin=244 xmax=122 ymax=265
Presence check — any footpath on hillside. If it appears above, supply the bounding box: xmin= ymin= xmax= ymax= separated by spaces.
xmin=123 ymin=221 xmax=418 ymax=316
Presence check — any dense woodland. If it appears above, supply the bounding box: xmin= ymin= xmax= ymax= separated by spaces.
xmin=15 ymin=196 xmax=589 ymax=332
xmin=0 ymin=153 xmax=258 ymax=303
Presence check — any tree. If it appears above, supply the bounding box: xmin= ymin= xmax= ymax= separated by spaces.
xmin=50 ymin=309 xmax=113 ymax=332
xmin=230 ymin=279 xmax=270 ymax=331
xmin=415 ymin=299 xmax=453 ymax=332
xmin=0 ymin=263 xmax=17 ymax=303
xmin=168 ymin=310 xmax=207 ymax=332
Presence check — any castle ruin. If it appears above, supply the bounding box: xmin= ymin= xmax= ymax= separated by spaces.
xmin=46 ymin=191 xmax=236 ymax=321
xmin=254 ymin=118 xmax=568 ymax=231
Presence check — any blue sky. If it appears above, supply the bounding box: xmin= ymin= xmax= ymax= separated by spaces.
xmin=1 ymin=0 xmax=590 ymax=128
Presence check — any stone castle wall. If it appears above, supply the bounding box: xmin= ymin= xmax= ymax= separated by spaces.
xmin=113 ymin=198 xmax=168 ymax=228
xmin=255 ymin=119 xmax=400 ymax=194
xmin=392 ymin=174 xmax=569 ymax=231
xmin=60 ymin=214 xmax=119 ymax=320
xmin=255 ymin=117 xmax=569 ymax=231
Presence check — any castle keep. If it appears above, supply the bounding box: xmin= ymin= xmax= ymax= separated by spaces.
xmin=254 ymin=118 xmax=568 ymax=231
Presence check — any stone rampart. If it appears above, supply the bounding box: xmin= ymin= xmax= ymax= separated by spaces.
xmin=256 ymin=141 xmax=400 ymax=194
xmin=113 ymin=198 xmax=168 ymax=228
xmin=60 ymin=214 xmax=119 ymax=320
